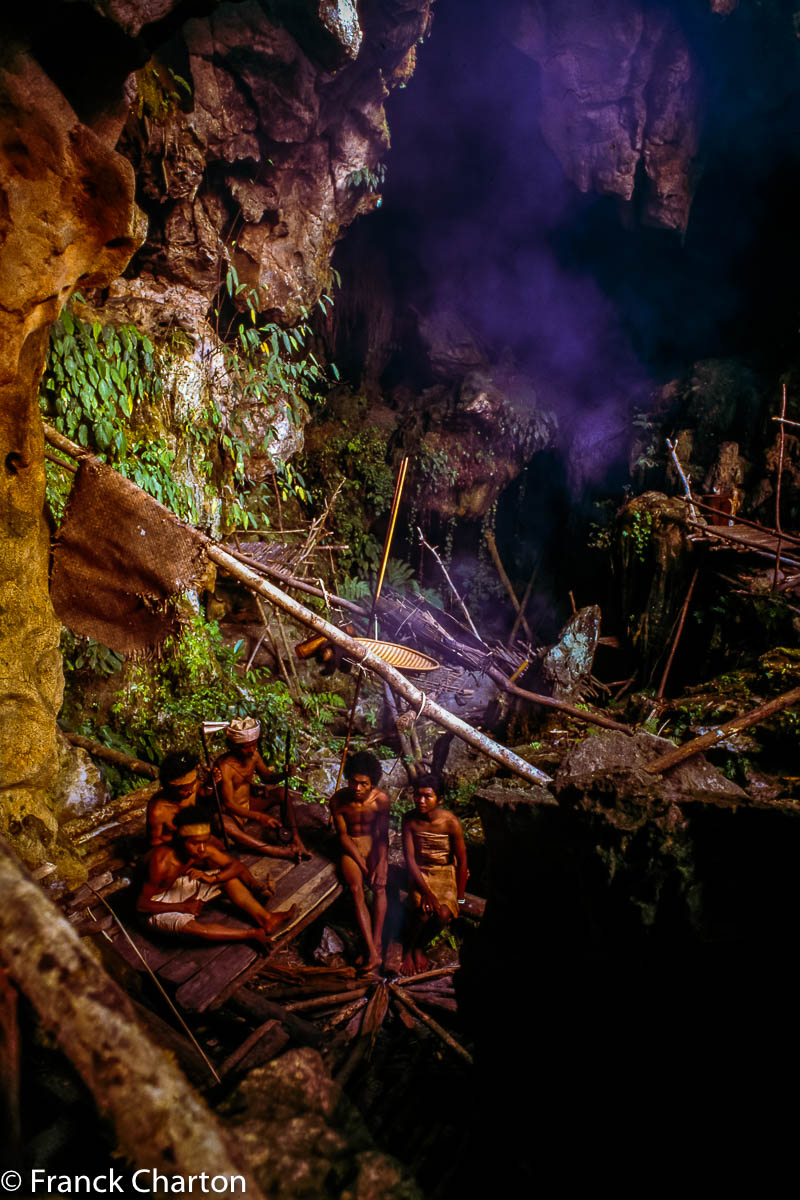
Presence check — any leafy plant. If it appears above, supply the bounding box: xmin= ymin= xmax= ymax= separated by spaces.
xmin=61 ymin=630 xmax=124 ymax=677
xmin=39 ymin=305 xmax=201 ymax=522
xmin=345 ymin=164 xmax=387 ymax=193
xmin=622 ymin=507 xmax=654 ymax=563
xmin=109 ymin=613 xmax=300 ymax=764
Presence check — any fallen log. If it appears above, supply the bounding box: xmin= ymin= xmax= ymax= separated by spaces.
xmin=319 ymin=996 xmax=368 ymax=1032
xmin=218 ymin=1019 xmax=289 ymax=1079
xmin=389 ymin=983 xmax=473 ymax=1065
xmin=0 ymin=838 xmax=264 ymax=1194
xmin=395 ymin=965 xmax=457 ymax=986
xmin=404 ymin=992 xmax=458 ymax=1014
xmin=206 ymin=545 xmax=553 ymax=786
xmin=226 ymin=987 xmax=325 ymax=1046
xmin=486 ymin=666 xmax=633 ymax=735
xmin=62 ymin=731 xmax=159 ymax=780
xmin=645 ymin=685 xmax=800 ymax=774
xmin=284 ymin=987 xmax=370 ymax=1013
xmin=334 ymin=982 xmax=390 ymax=1086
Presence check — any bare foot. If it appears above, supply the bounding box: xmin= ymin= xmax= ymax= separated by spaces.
xmin=413 ymin=948 xmax=429 ymax=974
xmin=264 ymin=904 xmax=297 ymax=935
xmin=401 ymin=952 xmax=416 ymax=976
xmin=267 ymin=845 xmax=298 ymax=860
xmin=250 ymin=928 xmax=271 ymax=950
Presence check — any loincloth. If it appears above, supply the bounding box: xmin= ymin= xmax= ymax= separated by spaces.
xmin=410 ymin=864 xmax=458 ymax=919
xmin=342 ymin=833 xmax=387 ymax=889
xmin=147 ymin=872 xmax=222 ymax=934
xmin=410 ymin=830 xmax=457 ymax=917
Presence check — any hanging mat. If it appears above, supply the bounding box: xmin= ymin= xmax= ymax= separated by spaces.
xmin=50 ymin=458 xmax=206 ymax=656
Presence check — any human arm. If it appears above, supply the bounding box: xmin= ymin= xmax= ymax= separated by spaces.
xmin=254 ymin=749 xmax=287 ymax=787
xmin=449 ymin=814 xmax=470 ymax=904
xmin=218 ymin=759 xmax=280 ymax=828
xmin=146 ymin=798 xmax=172 ymax=846
xmin=187 ymin=841 xmax=248 ymax=885
xmin=137 ymin=851 xmax=203 ymax=915
xmin=369 ymin=791 xmax=390 ymax=887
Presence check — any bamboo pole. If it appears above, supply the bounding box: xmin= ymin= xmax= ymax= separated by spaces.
xmin=206 ymin=544 xmax=552 ymax=786
xmin=484 ymin=531 xmax=534 ymax=642
xmin=645 ymin=685 xmax=800 ymax=774
xmin=656 ymin=568 xmax=698 ymax=701
xmin=335 ymin=458 xmax=409 ymax=789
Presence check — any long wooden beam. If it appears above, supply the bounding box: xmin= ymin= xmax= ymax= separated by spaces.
xmin=205 ymin=544 xmax=552 ymax=787
xmin=62 ymin=731 xmax=159 ymax=779
xmin=645 ymin=685 xmax=800 ymax=774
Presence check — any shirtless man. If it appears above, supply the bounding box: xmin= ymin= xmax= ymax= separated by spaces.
xmin=214 ymin=717 xmax=310 ymax=862
xmin=137 ymin=806 xmax=295 ymax=945
xmin=402 ymin=774 xmax=468 ymax=975
xmin=330 ymin=750 xmax=390 ymax=974
xmin=147 ymin=749 xmax=275 ymax=859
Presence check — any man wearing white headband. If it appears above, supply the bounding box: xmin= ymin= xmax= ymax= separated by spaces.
xmin=212 ymin=717 xmax=310 ymax=862
xmin=137 ymin=806 xmax=296 ymax=945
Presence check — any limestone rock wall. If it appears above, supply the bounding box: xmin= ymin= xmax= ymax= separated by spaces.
xmin=0 ymin=46 xmax=143 ymax=880
xmin=509 ymin=0 xmax=703 ymax=232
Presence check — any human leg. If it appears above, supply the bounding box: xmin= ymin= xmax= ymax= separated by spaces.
xmin=341 ymin=853 xmax=380 ymax=970
xmin=222 ymin=877 xmax=296 ymax=935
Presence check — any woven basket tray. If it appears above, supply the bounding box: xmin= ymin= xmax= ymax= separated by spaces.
xmin=353 ymin=638 xmax=440 ymax=672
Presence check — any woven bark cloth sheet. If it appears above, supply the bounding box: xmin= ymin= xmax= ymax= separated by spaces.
xmin=51 ymin=458 xmax=206 ymax=655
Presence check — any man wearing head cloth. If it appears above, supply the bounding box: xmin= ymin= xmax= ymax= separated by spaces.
xmin=137 ymin=806 xmax=296 ymax=945
xmin=212 ymin=717 xmax=311 ymax=861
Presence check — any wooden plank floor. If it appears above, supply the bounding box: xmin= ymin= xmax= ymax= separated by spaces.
xmin=111 ymin=849 xmax=341 ymax=1012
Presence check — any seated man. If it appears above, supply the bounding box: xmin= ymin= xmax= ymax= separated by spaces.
xmin=213 ymin=717 xmax=310 ymax=861
xmin=401 ymin=773 xmax=468 ymax=975
xmin=330 ymin=750 xmax=390 ymax=974
xmin=148 ymin=749 xmax=275 ymax=860
xmin=137 ymin=806 xmax=295 ymax=945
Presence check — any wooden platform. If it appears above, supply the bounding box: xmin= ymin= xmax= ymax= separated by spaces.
xmin=692 ymin=522 xmax=800 ymax=566
xmin=110 ymin=849 xmax=341 ymax=1011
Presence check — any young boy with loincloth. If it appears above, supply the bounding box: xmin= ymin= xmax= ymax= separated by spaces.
xmin=137 ymin=806 xmax=296 ymax=946
xmin=148 ymin=749 xmax=278 ymax=857
xmin=402 ymin=773 xmax=468 ymax=975
xmin=330 ymin=750 xmax=390 ymax=974
xmin=213 ymin=717 xmax=310 ymax=861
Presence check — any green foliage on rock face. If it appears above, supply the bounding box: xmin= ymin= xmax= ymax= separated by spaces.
xmin=40 ymin=280 xmax=339 ymax=533
xmin=218 ymin=265 xmax=334 ymax=427
xmin=39 ymin=304 xmax=203 ymax=522
xmin=299 ymin=408 xmax=397 ymax=577
xmin=108 ymin=613 xmax=299 ymax=764
xmin=345 ymin=164 xmax=386 ymax=193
